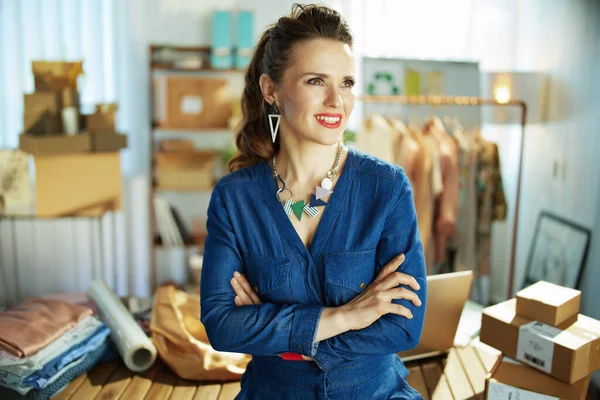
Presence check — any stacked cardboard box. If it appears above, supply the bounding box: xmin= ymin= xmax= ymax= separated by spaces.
xmin=19 ymin=61 xmax=127 ymax=157
xmin=84 ymin=103 xmax=128 ymax=152
xmin=481 ymin=281 xmax=599 ymax=399
xmin=154 ymin=150 xmax=216 ymax=191
xmin=13 ymin=61 xmax=126 ymax=217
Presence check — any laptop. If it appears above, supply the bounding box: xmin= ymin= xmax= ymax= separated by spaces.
xmin=398 ymin=270 xmax=474 ymax=362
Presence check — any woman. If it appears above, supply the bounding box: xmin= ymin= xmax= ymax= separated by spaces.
xmin=200 ymin=4 xmax=427 ymax=399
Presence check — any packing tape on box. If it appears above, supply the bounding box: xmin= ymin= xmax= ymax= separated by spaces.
xmin=85 ymin=280 xmax=157 ymax=372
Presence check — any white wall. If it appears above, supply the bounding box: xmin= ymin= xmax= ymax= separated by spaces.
xmin=508 ymin=0 xmax=600 ymax=309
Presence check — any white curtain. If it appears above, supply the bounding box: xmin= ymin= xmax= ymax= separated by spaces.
xmin=0 ymin=0 xmax=151 ymax=305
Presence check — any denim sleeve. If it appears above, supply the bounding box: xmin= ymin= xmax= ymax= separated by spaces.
xmin=200 ymin=184 xmax=325 ymax=357
xmin=312 ymin=169 xmax=427 ymax=372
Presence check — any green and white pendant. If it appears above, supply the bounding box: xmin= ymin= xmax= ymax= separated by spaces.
xmin=273 ymin=142 xmax=344 ymax=222
xmin=283 ymin=199 xmax=321 ymax=221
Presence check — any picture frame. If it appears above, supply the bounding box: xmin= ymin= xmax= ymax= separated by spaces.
xmin=523 ymin=211 xmax=591 ymax=290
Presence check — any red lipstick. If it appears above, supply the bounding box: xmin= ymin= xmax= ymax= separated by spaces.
xmin=315 ymin=113 xmax=342 ymax=129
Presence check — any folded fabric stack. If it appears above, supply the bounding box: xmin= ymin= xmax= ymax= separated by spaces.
xmin=0 ymin=298 xmax=117 ymax=400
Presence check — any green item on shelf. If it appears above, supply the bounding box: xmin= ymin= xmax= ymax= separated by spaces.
xmin=367 ymin=71 xmax=400 ymax=95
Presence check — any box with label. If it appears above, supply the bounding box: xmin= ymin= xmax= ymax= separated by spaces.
xmin=19 ymin=133 xmax=91 ymax=156
xmin=485 ymin=356 xmax=590 ymax=400
xmin=516 ymin=281 xmax=581 ymax=327
xmin=155 ymin=76 xmax=231 ymax=129
xmin=480 ymin=299 xmax=600 ymax=384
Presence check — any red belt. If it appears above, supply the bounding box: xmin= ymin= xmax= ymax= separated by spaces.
xmin=280 ymin=352 xmax=304 ymax=361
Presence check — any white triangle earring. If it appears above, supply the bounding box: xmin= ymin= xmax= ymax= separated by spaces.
xmin=268 ymin=101 xmax=281 ymax=143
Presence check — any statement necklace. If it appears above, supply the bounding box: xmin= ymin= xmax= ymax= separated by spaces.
xmin=271 ymin=143 xmax=344 ymax=221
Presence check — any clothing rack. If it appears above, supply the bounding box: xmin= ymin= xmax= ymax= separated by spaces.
xmin=359 ymin=95 xmax=527 ymax=299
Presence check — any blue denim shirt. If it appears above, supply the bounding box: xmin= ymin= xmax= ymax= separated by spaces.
xmin=200 ymin=147 xmax=427 ymax=376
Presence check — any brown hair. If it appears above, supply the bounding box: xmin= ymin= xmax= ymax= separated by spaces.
xmin=228 ymin=3 xmax=353 ymax=172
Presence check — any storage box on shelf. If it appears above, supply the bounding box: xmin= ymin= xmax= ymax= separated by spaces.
xmin=149 ymin=44 xmax=245 ymax=290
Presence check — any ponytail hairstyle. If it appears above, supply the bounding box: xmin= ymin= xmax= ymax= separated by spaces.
xmin=228 ymin=3 xmax=354 ymax=172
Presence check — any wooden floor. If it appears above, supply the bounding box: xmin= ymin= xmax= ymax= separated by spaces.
xmin=51 ymin=344 xmax=499 ymax=400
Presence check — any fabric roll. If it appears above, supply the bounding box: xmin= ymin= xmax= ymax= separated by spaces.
xmin=85 ymin=280 xmax=157 ymax=372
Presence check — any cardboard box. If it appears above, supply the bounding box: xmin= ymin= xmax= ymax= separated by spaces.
xmin=155 ymin=151 xmax=216 ymax=170
xmin=24 ymin=92 xmax=63 ymax=114
xmin=155 ymin=169 xmax=214 ymax=191
xmin=32 ymin=61 xmax=83 ymax=91
xmin=89 ymin=133 xmax=127 ymax=152
xmin=480 ymin=299 xmax=600 ymax=384
xmin=23 ymin=112 xmax=63 ymax=135
xmin=159 ymin=139 xmax=195 ymax=151
xmin=19 ymin=134 xmax=90 ymax=156
xmin=162 ymin=76 xmax=232 ymax=129
xmin=517 ymin=281 xmax=581 ymax=327
xmin=85 ymin=111 xmax=116 ymax=133
xmin=61 ymin=88 xmax=80 ymax=108
xmin=33 ymin=152 xmax=122 ymax=217
xmin=485 ymin=356 xmax=590 ymax=400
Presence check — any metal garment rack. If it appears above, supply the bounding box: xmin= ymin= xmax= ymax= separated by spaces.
xmin=359 ymin=95 xmax=527 ymax=299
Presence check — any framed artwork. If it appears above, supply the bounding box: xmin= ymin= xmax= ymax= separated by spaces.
xmin=523 ymin=211 xmax=591 ymax=290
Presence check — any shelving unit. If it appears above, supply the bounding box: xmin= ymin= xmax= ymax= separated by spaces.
xmin=148 ymin=45 xmax=245 ymax=290
xmin=148 ymin=45 xmax=246 ymax=290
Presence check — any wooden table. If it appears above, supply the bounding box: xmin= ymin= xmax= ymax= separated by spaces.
xmin=51 ymin=344 xmax=499 ymax=400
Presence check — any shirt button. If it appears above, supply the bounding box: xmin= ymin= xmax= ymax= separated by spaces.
xmin=360 ymin=282 xmax=366 ymax=289
xmin=254 ymin=286 xmax=259 ymax=293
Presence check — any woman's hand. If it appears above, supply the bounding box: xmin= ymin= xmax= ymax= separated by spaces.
xmin=230 ymin=272 xmax=314 ymax=361
xmin=341 ymin=253 xmax=422 ymax=331
xmin=230 ymin=272 xmax=262 ymax=306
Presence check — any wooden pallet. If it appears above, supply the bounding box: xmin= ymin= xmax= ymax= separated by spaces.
xmin=51 ymin=344 xmax=499 ymax=400
xmin=405 ymin=345 xmax=500 ymax=400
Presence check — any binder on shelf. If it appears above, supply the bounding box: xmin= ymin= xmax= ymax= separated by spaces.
xmin=211 ymin=11 xmax=233 ymax=70
xmin=235 ymin=11 xmax=254 ymax=69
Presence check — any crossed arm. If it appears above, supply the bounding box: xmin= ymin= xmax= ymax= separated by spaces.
xmin=200 ymin=173 xmax=427 ymax=372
